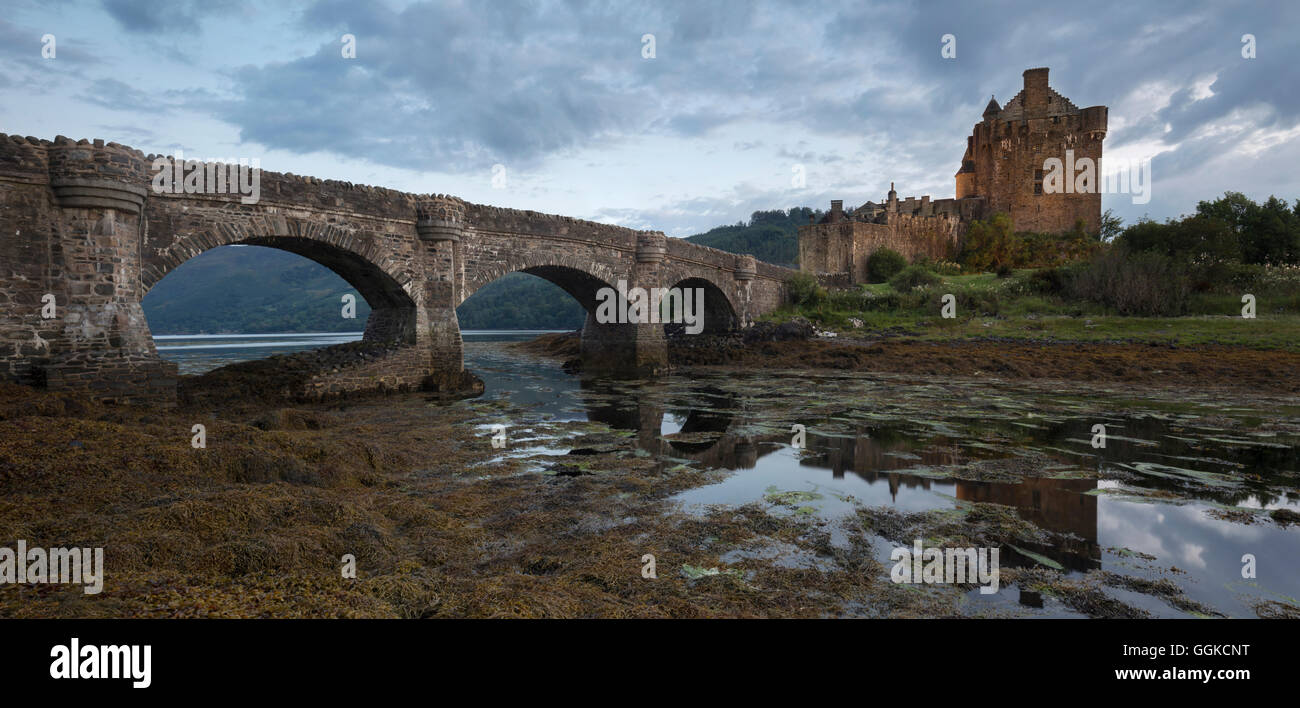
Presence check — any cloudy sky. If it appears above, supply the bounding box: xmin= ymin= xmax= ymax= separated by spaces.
xmin=3 ymin=0 xmax=1298 ymax=236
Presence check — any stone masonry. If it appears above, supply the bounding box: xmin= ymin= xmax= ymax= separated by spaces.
xmin=0 ymin=133 xmax=794 ymax=405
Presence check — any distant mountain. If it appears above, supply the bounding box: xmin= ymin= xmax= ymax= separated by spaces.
xmin=141 ymin=209 xmax=814 ymax=334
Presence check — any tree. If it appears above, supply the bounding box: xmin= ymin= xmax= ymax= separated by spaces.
xmin=958 ymin=213 xmax=1018 ymax=272
xmin=1100 ymin=209 xmax=1123 ymax=242
xmin=1195 ymin=191 xmax=1300 ymax=265
xmin=866 ymin=248 xmax=907 ymax=283
xmin=1118 ymin=215 xmax=1240 ymax=264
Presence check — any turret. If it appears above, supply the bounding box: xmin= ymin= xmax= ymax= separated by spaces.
xmin=983 ymin=95 xmax=1001 ymax=120
xmin=416 ymin=194 xmax=465 ymax=241
xmin=1081 ymin=105 xmax=1108 ymax=141
xmin=635 ymin=230 xmax=666 ymax=263
xmin=46 ymin=136 xmax=150 ymax=214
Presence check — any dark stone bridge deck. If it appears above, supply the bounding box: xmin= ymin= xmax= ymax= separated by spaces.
xmin=0 ymin=133 xmax=793 ymax=404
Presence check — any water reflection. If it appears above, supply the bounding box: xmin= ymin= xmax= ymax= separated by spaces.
xmin=958 ymin=478 xmax=1101 ymax=571
xmin=566 ymin=378 xmax=1299 ymax=616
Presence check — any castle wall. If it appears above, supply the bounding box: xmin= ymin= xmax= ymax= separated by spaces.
xmin=797 ymin=222 xmax=856 ymax=285
xmin=798 ymin=214 xmax=962 ymax=284
xmin=850 ymin=215 xmax=962 ymax=281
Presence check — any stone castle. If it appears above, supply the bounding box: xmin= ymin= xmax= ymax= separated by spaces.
xmin=799 ymin=67 xmax=1107 ymax=284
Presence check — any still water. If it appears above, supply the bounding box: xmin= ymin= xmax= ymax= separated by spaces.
xmin=157 ymin=331 xmax=1300 ymax=618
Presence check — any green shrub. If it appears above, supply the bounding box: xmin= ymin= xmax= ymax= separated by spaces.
xmin=889 ymin=265 xmax=942 ymax=291
xmin=866 ymin=248 xmax=908 ymax=283
xmin=786 ymin=272 xmax=827 ymax=306
xmin=931 ymin=260 xmax=964 ymax=276
xmin=956 ymin=288 xmax=1002 ymax=316
xmin=958 ymin=213 xmax=1018 ymax=272
xmin=859 ymin=291 xmax=903 ymax=312
xmin=826 ymin=288 xmax=869 ymax=311
xmin=1066 ymin=248 xmax=1190 ymax=316
xmin=1185 ymin=261 xmax=1270 ymax=294
xmin=1020 ymin=267 xmax=1068 ymax=295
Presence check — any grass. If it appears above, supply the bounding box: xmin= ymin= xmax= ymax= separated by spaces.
xmin=774 ymin=269 xmax=1300 ymax=352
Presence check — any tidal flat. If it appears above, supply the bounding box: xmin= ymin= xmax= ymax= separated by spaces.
xmin=1 ymin=336 xmax=1297 ymax=618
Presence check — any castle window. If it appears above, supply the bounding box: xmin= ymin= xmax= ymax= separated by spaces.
xmin=1033 ymin=168 xmax=1044 ymax=195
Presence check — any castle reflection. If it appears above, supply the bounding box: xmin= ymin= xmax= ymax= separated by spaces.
xmin=578 ymin=380 xmax=1101 ymax=571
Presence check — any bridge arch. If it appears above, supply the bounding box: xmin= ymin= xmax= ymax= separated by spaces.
xmin=143 ymin=220 xmax=421 ymax=344
xmin=459 ymin=252 xmax=623 ymax=311
xmin=662 ymin=276 xmax=739 ymax=335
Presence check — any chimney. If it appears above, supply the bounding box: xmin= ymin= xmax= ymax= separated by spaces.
xmin=830 ymin=199 xmax=843 ymax=223
xmin=1023 ymin=67 xmax=1049 ymax=113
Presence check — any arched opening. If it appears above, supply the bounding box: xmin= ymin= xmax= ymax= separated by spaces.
xmin=661 ymin=277 xmax=738 ymax=336
xmin=456 ymin=269 xmax=594 ymax=332
xmin=141 ymin=242 xmax=417 ymax=376
xmin=455 ymin=265 xmax=615 ymax=379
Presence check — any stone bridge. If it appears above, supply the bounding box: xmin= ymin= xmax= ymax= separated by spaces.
xmin=0 ymin=133 xmax=793 ymax=404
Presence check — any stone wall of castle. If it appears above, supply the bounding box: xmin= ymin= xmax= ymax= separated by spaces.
xmin=798 ymin=212 xmax=964 ymax=285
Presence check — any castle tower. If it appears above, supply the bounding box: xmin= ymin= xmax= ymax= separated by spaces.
xmin=956 ymin=67 xmax=1107 ymax=234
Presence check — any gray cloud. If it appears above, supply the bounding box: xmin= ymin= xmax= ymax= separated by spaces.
xmin=101 ymin=0 xmax=246 ymax=33
xmin=10 ymin=0 xmax=1298 ymax=234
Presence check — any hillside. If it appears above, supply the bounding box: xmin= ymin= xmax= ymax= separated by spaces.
xmin=683 ymin=207 xmax=818 ymax=267
xmin=142 ymin=246 xmax=372 ymax=334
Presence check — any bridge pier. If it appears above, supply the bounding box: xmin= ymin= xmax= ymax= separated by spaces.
xmin=22 ymin=138 xmax=177 ymax=404
xmin=578 ymin=230 xmax=670 ymax=377
xmin=417 ymin=197 xmax=468 ymax=392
